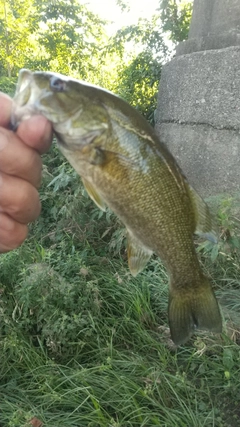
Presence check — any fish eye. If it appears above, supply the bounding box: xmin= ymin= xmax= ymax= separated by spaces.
xmin=50 ymin=77 xmax=67 ymax=92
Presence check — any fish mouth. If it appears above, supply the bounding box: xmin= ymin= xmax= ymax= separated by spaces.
xmin=11 ymin=70 xmax=82 ymax=131
xmin=11 ymin=69 xmax=44 ymax=129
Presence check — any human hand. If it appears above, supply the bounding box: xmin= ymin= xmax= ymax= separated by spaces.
xmin=0 ymin=92 xmax=52 ymax=253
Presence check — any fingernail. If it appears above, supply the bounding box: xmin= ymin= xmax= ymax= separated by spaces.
xmin=0 ymin=131 xmax=8 ymax=151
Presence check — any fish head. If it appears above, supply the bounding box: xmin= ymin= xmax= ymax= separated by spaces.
xmin=12 ymin=69 xmax=110 ymax=150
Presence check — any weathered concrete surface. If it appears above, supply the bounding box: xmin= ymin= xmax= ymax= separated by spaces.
xmin=188 ymin=0 xmax=240 ymax=37
xmin=176 ymin=31 xmax=240 ymax=56
xmin=157 ymin=46 xmax=240 ymax=129
xmin=177 ymin=0 xmax=240 ymax=55
xmin=155 ymin=0 xmax=240 ymax=197
xmin=155 ymin=123 xmax=240 ymax=197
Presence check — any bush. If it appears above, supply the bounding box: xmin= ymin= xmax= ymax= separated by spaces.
xmin=0 ymin=76 xmax=17 ymax=96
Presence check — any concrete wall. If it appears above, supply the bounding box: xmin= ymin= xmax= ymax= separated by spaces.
xmin=155 ymin=0 xmax=240 ymax=197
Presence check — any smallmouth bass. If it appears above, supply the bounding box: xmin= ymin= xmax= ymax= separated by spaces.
xmin=11 ymin=69 xmax=222 ymax=345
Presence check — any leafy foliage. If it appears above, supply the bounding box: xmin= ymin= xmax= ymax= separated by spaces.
xmin=109 ymin=16 xmax=167 ymax=123
xmin=0 ymin=0 xmax=39 ymax=77
xmin=160 ymin=0 xmax=193 ymax=43
xmin=117 ymin=50 xmax=161 ymax=124
xmin=0 ymin=0 xmax=171 ymax=124
xmin=0 ymin=76 xmax=17 ymax=96
xmin=0 ymin=0 xmax=109 ymax=79
xmin=33 ymin=0 xmax=108 ymax=78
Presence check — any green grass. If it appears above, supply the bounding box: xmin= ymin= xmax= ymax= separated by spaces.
xmin=0 ymin=146 xmax=240 ymax=427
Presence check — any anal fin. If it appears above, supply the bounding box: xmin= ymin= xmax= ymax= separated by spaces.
xmin=127 ymin=230 xmax=153 ymax=277
xmin=189 ymin=186 xmax=218 ymax=243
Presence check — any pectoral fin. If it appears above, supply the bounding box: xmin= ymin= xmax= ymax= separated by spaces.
xmin=127 ymin=230 xmax=153 ymax=276
xmin=189 ymin=186 xmax=218 ymax=243
xmin=82 ymin=178 xmax=106 ymax=211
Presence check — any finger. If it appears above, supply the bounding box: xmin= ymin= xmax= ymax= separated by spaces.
xmin=0 ymin=172 xmax=41 ymax=224
xmin=0 ymin=212 xmax=28 ymax=253
xmin=16 ymin=114 xmax=53 ymax=154
xmin=0 ymin=128 xmax=42 ymax=188
xmin=0 ymin=93 xmax=12 ymax=127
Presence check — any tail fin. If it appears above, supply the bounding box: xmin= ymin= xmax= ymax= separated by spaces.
xmin=168 ymin=276 xmax=222 ymax=345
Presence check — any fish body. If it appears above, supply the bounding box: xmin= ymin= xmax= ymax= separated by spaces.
xmin=12 ymin=69 xmax=222 ymax=344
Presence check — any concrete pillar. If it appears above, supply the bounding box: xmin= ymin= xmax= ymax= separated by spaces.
xmin=155 ymin=0 xmax=240 ymax=197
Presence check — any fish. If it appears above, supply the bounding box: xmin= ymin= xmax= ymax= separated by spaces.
xmin=11 ymin=69 xmax=222 ymax=345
